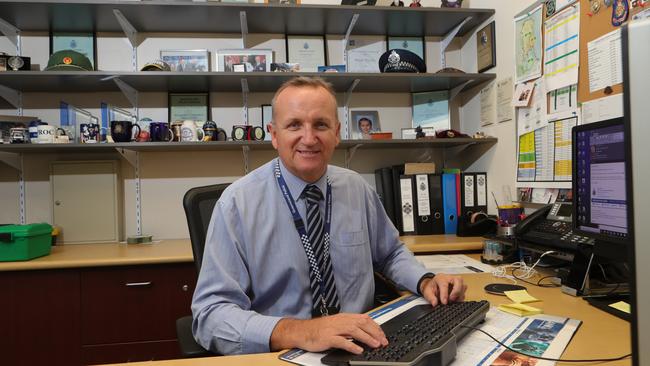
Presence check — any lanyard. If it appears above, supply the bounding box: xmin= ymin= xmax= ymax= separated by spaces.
xmin=275 ymin=159 xmax=333 ymax=316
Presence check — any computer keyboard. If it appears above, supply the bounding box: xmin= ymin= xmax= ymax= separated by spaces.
xmin=321 ymin=300 xmax=490 ymax=366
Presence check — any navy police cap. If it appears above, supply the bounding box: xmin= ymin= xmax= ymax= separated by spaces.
xmin=378 ymin=49 xmax=426 ymax=73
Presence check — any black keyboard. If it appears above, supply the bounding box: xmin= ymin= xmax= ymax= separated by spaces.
xmin=321 ymin=300 xmax=490 ymax=366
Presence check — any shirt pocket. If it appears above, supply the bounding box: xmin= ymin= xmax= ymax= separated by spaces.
xmin=338 ymin=230 xmax=366 ymax=247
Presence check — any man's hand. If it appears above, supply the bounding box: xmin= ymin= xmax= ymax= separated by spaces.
xmin=420 ymin=274 xmax=467 ymax=306
xmin=270 ymin=313 xmax=388 ymax=354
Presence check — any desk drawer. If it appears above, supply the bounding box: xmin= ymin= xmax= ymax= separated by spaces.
xmin=80 ymin=263 xmax=196 ymax=345
xmin=82 ymin=340 xmax=180 ymax=365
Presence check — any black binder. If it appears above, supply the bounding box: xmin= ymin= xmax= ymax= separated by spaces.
xmin=413 ymin=174 xmax=435 ymax=235
xmin=460 ymin=173 xmax=477 ymax=222
xmin=374 ymin=167 xmax=397 ymax=228
xmin=398 ymin=175 xmax=416 ymax=235
xmin=391 ymin=164 xmax=405 ymax=234
xmin=427 ymin=174 xmax=446 ymax=234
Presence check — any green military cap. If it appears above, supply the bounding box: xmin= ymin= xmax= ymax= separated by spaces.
xmin=44 ymin=50 xmax=93 ymax=71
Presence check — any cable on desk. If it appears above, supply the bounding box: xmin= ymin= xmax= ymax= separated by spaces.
xmin=460 ymin=325 xmax=631 ymax=362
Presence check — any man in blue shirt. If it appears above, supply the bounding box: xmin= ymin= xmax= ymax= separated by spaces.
xmin=192 ymin=76 xmax=467 ymax=355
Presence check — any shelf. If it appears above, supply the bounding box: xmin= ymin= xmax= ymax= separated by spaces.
xmin=0 ymin=2 xmax=494 ymax=37
xmin=0 ymin=137 xmax=497 ymax=154
xmin=0 ymin=71 xmax=495 ymax=94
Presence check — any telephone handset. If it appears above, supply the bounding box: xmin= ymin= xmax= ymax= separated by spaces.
xmin=515 ymin=202 xmax=593 ymax=252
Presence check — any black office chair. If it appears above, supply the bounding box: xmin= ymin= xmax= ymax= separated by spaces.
xmin=176 ymin=183 xmax=230 ymax=358
xmin=176 ymin=182 xmax=400 ymax=357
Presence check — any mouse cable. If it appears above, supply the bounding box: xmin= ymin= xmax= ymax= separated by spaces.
xmin=459 ymin=325 xmax=631 ymax=362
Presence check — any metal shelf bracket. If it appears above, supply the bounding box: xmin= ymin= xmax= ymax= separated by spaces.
xmin=116 ymin=147 xmax=143 ymax=235
xmin=342 ymin=79 xmax=360 ymax=140
xmin=0 ymin=83 xmax=23 ymax=111
xmin=113 ymin=9 xmax=139 ymax=71
xmin=0 ymin=16 xmax=21 ymax=53
xmin=440 ymin=16 xmax=472 ymax=69
xmin=241 ymin=78 xmax=249 ymax=124
xmin=240 ymin=11 xmax=249 ymax=47
xmin=112 ymin=78 xmax=140 ymax=118
xmin=450 ymin=80 xmax=472 ymax=102
xmin=342 ymin=13 xmax=360 ymax=69
xmin=345 ymin=144 xmax=363 ymax=169
xmin=241 ymin=145 xmax=250 ymax=174
xmin=0 ymin=151 xmax=21 ymax=171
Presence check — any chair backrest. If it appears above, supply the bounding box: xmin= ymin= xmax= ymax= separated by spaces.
xmin=183 ymin=183 xmax=230 ymax=273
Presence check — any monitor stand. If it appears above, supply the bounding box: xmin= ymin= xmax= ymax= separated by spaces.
xmin=584 ymin=294 xmax=631 ymax=321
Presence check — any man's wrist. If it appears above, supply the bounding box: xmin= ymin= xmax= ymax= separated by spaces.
xmin=417 ymin=272 xmax=435 ymax=295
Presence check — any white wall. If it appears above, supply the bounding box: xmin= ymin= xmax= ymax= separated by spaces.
xmin=0 ymin=0 xmax=525 ymax=239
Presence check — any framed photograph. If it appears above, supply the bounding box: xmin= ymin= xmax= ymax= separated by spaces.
xmin=346 ymin=36 xmax=386 ymax=73
xmin=387 ymin=36 xmax=425 ymax=61
xmin=261 ymin=104 xmax=273 ymax=141
xmin=350 ymin=110 xmax=380 ymax=140
xmin=168 ymin=93 xmax=210 ymax=123
xmin=476 ymin=21 xmax=496 ymax=73
xmin=216 ymin=49 xmax=273 ymax=72
xmin=412 ymin=91 xmax=449 ymax=131
xmin=286 ymin=35 xmax=326 ymax=72
xmin=50 ymin=32 xmax=97 ymax=70
xmin=233 ymin=63 xmax=247 ymax=72
xmin=160 ymin=49 xmax=210 ymax=72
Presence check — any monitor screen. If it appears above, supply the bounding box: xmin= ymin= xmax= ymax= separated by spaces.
xmin=572 ymin=117 xmax=628 ymax=242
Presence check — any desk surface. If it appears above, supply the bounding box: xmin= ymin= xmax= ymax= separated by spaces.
xmin=0 ymin=235 xmax=483 ymax=271
xmin=104 ymin=269 xmax=632 ymax=366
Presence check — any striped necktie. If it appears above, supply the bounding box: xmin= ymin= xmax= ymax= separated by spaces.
xmin=303 ymin=184 xmax=340 ymax=315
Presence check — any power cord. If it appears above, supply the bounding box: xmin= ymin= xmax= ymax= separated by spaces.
xmin=459 ymin=325 xmax=631 ymax=362
xmin=492 ymin=250 xmax=560 ymax=287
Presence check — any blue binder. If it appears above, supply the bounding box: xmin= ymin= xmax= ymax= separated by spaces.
xmin=441 ymin=173 xmax=458 ymax=234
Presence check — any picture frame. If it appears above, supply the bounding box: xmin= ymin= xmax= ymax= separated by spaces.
xmin=160 ymin=49 xmax=210 ymax=72
xmin=346 ymin=36 xmax=386 ymax=73
xmin=49 ymin=31 xmax=97 ymax=70
xmin=387 ymin=36 xmax=425 ymax=61
xmin=476 ymin=21 xmax=496 ymax=73
xmin=216 ymin=49 xmax=273 ymax=72
xmin=286 ymin=35 xmax=326 ymax=72
xmin=261 ymin=104 xmax=273 ymax=141
xmin=168 ymin=93 xmax=210 ymax=123
xmin=412 ymin=91 xmax=449 ymax=131
xmin=350 ymin=110 xmax=381 ymax=140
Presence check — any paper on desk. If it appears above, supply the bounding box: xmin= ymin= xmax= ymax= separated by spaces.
xmin=415 ymin=254 xmax=494 ymax=275
xmin=504 ymin=290 xmax=540 ymax=304
xmin=498 ymin=303 xmax=543 ymax=317
xmin=609 ymin=301 xmax=630 ymax=314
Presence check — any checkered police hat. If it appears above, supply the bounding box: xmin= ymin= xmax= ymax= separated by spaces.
xmin=378 ymin=49 xmax=426 ymax=73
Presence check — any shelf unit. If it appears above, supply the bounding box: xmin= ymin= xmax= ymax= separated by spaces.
xmin=0 ymin=1 xmax=497 ymax=236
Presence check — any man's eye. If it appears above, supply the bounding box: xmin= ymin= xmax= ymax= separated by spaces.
xmin=287 ymin=122 xmax=301 ymax=129
xmin=316 ymin=122 xmax=330 ymax=130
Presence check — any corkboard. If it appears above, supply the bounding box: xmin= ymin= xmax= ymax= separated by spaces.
xmin=577 ymin=0 xmax=644 ymax=103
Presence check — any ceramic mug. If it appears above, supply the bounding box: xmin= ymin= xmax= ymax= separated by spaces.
xmin=79 ymin=123 xmax=104 ymax=144
xmin=180 ymin=120 xmax=205 ymax=142
xmin=150 ymin=122 xmax=173 ymax=142
xmin=110 ymin=121 xmax=141 ymax=143
xmin=37 ymin=125 xmax=66 ymax=144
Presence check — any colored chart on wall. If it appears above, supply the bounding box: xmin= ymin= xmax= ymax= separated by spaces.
xmin=517 ymin=132 xmax=536 ymax=181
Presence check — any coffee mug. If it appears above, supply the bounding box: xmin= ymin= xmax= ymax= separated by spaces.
xmin=37 ymin=125 xmax=66 ymax=144
xmin=110 ymin=121 xmax=141 ymax=143
xmin=180 ymin=120 xmax=204 ymax=142
xmin=171 ymin=121 xmax=183 ymax=142
xmin=202 ymin=120 xmax=219 ymax=141
xmin=79 ymin=123 xmax=103 ymax=144
xmin=28 ymin=120 xmax=47 ymax=143
xmin=9 ymin=127 xmax=28 ymax=144
xmin=150 ymin=122 xmax=173 ymax=142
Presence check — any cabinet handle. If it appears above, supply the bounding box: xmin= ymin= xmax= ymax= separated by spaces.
xmin=125 ymin=281 xmax=152 ymax=287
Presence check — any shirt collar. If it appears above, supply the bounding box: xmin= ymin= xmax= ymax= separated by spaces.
xmin=277 ymin=158 xmax=328 ymax=201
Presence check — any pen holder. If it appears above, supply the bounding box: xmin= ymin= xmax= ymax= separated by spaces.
xmin=497 ymin=205 xmax=524 ymax=226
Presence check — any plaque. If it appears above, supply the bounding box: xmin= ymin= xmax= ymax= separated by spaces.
xmin=476 ymin=21 xmax=496 ymax=73
xmin=168 ymin=93 xmax=210 ymax=123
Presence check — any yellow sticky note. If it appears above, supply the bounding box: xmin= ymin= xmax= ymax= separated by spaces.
xmin=609 ymin=301 xmax=631 ymax=314
xmin=503 ymin=290 xmax=540 ymax=304
xmin=498 ymin=303 xmax=543 ymax=317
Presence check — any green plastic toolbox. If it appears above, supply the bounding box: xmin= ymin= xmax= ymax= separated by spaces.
xmin=0 ymin=223 xmax=53 ymax=261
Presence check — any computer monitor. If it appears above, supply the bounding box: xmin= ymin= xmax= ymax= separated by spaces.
xmin=623 ymin=17 xmax=650 ymax=366
xmin=572 ymin=117 xmax=629 ymax=249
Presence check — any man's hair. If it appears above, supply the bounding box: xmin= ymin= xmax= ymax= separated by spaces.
xmin=271 ymin=77 xmax=338 ymax=123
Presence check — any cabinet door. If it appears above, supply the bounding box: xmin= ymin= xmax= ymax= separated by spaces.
xmin=0 ymin=270 xmax=81 ymax=366
xmin=50 ymin=161 xmax=121 ymax=243
xmin=80 ymin=263 xmax=196 ymax=362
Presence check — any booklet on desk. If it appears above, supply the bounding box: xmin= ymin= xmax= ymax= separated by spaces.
xmin=279 ymin=296 xmax=581 ymax=366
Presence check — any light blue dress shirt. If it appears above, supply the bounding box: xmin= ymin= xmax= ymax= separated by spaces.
xmin=192 ymin=158 xmax=429 ymax=355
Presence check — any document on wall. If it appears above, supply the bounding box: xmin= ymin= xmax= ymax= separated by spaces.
xmin=553 ymin=116 xmax=577 ymax=181
xmin=549 ymin=84 xmax=577 ymax=114
xmin=581 ymin=93 xmax=623 ymax=124
xmin=534 ymin=125 xmax=555 ymax=181
xmin=480 ymin=82 xmax=496 ymax=126
xmin=280 ymin=296 xmax=582 ymax=366
xmin=587 ymin=29 xmax=623 ymax=93
xmin=517 ymin=78 xmax=546 ymax=136
xmin=518 ymin=131 xmax=536 ymax=182
xmin=544 ymin=3 xmax=580 ymax=91
xmin=497 ymin=77 xmax=514 ymax=123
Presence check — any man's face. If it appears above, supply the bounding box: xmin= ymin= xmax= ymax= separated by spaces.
xmin=270 ymin=86 xmax=340 ymax=183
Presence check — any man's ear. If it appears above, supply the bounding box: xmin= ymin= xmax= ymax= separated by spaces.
xmin=269 ymin=122 xmax=278 ymax=149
